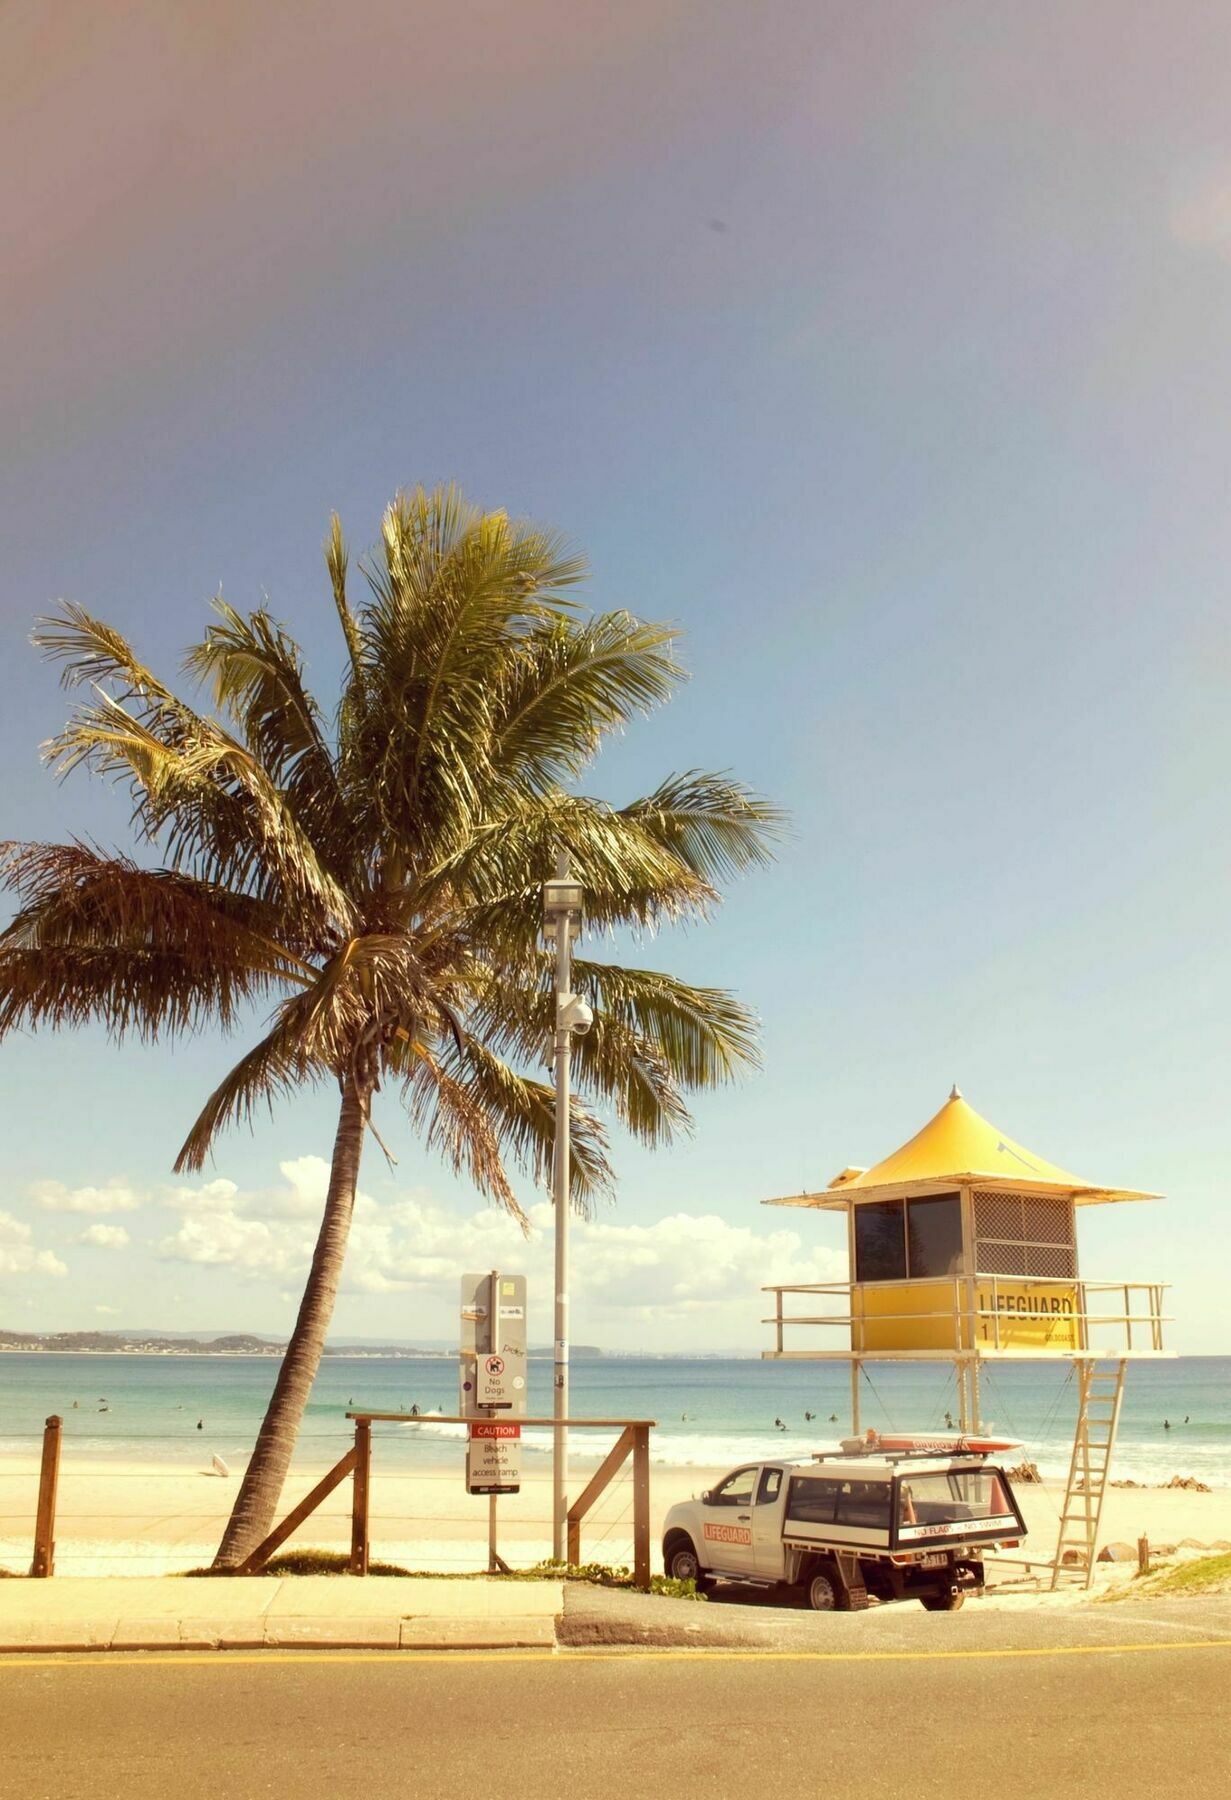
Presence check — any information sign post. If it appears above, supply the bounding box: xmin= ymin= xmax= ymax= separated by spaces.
xmin=460 ymin=1271 xmax=527 ymax=1571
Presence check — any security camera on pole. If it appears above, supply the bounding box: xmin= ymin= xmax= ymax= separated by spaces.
xmin=542 ymin=856 xmax=588 ymax=1561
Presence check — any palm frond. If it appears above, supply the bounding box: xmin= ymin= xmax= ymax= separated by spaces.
xmin=0 ymin=840 xmax=309 ymax=975
xmin=174 ymin=1016 xmax=327 ymax=1171
xmin=0 ymin=943 xmax=269 ymax=1045
xmin=490 ymin=613 xmax=682 ymax=794
xmin=466 ymin=959 xmax=750 ymax=1147
xmin=325 ymin=514 xmax=363 ymax=677
xmin=431 ymin=1036 xmax=613 ymax=1206
xmin=418 ymin=792 xmax=718 ymax=963
xmin=41 ymin=684 xmax=356 ymax=938
xmin=401 ymin=1046 xmax=526 ymax=1221
xmin=621 ymin=772 xmax=786 ymax=884
xmin=343 ymin=486 xmax=588 ymax=861
xmin=33 ymin=603 xmax=181 ymax=705
xmin=183 ymin=601 xmax=357 ymax=887
xmin=571 ymin=959 xmax=762 ymax=1086
xmin=0 ymin=842 xmax=307 ymax=1042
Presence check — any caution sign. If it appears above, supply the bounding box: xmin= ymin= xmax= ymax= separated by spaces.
xmin=466 ymin=1421 xmax=522 ymax=1494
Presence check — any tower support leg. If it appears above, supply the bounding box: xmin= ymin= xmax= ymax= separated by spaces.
xmin=957 ymin=1362 xmax=970 ymax=1433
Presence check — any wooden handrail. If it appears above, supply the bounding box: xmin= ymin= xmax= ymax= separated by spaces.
xmin=346 ymin=1412 xmax=656 ymax=1426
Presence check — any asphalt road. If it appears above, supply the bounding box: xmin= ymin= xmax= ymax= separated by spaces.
xmin=4 ymin=1610 xmax=1230 ymax=1800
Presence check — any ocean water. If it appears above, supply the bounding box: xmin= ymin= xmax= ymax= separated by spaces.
xmin=1 ymin=1352 xmax=1228 ymax=1486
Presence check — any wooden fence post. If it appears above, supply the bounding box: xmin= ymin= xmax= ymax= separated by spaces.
xmin=31 ymin=1415 xmax=61 ymax=1578
xmin=632 ymin=1423 xmax=651 ymax=1592
xmin=350 ymin=1417 xmax=372 ymax=1575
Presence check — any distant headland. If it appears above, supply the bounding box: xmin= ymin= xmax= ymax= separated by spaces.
xmin=0 ymin=1329 xmax=605 ymax=1358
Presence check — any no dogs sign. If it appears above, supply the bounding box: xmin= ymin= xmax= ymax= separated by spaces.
xmin=459 ymin=1273 xmax=528 ymax=1416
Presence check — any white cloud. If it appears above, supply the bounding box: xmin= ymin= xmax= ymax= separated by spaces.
xmin=157 ymin=1169 xmax=847 ymax=1336
xmin=159 ymin=1160 xmax=326 ymax=1220
xmin=159 ymin=1177 xmax=239 ymax=1214
xmin=94 ymin=1303 xmax=120 ymax=1315
xmin=0 ymin=1210 xmax=67 ymax=1278
xmin=31 ymin=1178 xmax=141 ymax=1215
xmin=272 ymin=1156 xmax=332 ymax=1215
xmin=162 ymin=1210 xmax=316 ymax=1275
xmin=79 ymin=1223 xmax=130 ymax=1249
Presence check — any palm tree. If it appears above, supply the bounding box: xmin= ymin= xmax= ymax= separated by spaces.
xmin=0 ymin=486 xmax=781 ymax=1568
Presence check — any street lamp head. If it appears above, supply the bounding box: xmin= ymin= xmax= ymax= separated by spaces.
xmin=542 ymin=878 xmax=584 ymax=917
xmin=542 ymin=877 xmax=584 ymax=943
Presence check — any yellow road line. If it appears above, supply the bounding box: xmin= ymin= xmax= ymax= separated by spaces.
xmin=1 ymin=1639 xmax=1230 ymax=1670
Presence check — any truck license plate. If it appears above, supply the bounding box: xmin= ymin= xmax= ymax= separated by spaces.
xmin=920 ymin=1553 xmax=949 ymax=1569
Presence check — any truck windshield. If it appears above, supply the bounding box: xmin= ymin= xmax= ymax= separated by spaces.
xmin=897 ymin=1469 xmax=1016 ymax=1528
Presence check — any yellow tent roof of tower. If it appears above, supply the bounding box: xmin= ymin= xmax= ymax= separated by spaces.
xmin=764 ymin=1089 xmax=1161 ymax=1211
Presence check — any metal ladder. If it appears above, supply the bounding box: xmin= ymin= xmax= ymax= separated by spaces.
xmin=1049 ymin=1358 xmax=1127 ymax=1590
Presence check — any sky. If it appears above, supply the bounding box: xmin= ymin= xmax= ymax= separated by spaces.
xmin=1 ymin=1 xmax=1228 ymax=1353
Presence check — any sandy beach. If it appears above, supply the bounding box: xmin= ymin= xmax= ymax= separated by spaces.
xmin=2 ymin=1446 xmax=1228 ymax=1581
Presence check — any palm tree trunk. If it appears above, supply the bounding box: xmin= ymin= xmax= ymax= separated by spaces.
xmin=212 ymin=1077 xmax=369 ymax=1569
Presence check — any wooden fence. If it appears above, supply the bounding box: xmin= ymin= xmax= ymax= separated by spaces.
xmin=26 ymin=1411 xmax=656 ymax=1588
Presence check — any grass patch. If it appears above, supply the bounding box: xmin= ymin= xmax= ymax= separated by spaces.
xmin=1138 ymin=1551 xmax=1231 ymax=1595
xmin=181 ymin=1551 xmax=702 ymax=1598
xmin=184 ymin=1549 xmax=416 ymax=1578
xmin=520 ymin=1558 xmax=706 ymax=1601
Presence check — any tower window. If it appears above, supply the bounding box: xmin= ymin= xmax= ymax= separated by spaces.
xmin=854 ymin=1192 xmax=963 ymax=1282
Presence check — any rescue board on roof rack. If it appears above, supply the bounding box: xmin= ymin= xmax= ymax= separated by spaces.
xmin=858 ymin=1431 xmax=1021 ymax=1456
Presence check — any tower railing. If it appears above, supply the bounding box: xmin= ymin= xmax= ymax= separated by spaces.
xmin=762 ymin=1275 xmax=1169 ymax=1358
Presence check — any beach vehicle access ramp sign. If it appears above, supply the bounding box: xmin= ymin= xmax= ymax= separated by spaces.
xmin=460 ymin=1272 xmax=527 ymax=1494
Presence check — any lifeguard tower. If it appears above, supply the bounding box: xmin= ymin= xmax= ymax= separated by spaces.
xmin=762 ymin=1088 xmax=1170 ymax=1584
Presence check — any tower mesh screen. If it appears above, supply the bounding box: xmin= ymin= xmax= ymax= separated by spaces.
xmin=972 ymin=1189 xmax=1076 ymax=1279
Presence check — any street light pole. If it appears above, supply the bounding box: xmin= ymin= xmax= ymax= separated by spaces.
xmin=542 ymin=857 xmax=585 ymax=1563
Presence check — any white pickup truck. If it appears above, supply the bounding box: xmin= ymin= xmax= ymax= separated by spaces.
xmin=662 ymin=1436 xmax=1027 ymax=1611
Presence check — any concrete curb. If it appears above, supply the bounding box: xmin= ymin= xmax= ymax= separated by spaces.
xmin=0 ymin=1610 xmax=562 ymax=1654
xmin=0 ymin=1621 xmax=559 ymax=1654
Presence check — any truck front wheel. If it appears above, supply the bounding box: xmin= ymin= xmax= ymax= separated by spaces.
xmin=665 ymin=1536 xmax=711 ymax=1593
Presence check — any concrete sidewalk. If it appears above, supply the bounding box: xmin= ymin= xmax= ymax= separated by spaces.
xmin=0 ymin=1576 xmax=563 ymax=1651
xmin=3 ymin=1576 xmax=1230 ymax=1656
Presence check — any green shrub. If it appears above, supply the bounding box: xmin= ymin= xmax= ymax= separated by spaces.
xmin=182 ymin=1549 xmax=704 ymax=1595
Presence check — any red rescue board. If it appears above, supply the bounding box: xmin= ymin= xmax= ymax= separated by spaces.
xmin=870 ymin=1432 xmax=1020 ymax=1454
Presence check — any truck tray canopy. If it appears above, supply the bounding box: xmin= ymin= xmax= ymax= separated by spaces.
xmin=784 ymin=1461 xmax=1024 ymax=1553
